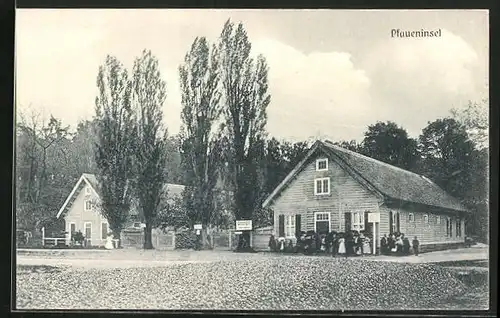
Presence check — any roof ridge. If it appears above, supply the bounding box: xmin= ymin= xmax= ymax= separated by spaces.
xmin=322 ymin=140 xmax=434 ymax=183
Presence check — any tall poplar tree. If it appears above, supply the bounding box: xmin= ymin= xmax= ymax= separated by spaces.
xmin=131 ymin=50 xmax=169 ymax=249
xmin=217 ymin=20 xmax=271 ymax=250
xmin=179 ymin=36 xmax=223 ymax=248
xmin=94 ymin=55 xmax=135 ymax=245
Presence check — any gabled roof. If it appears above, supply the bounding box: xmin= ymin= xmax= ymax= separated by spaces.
xmin=56 ymin=173 xmax=186 ymax=219
xmin=56 ymin=174 xmax=100 ymax=218
xmin=262 ymin=140 xmax=468 ymax=213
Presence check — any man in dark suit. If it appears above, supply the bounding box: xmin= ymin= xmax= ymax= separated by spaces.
xmin=380 ymin=234 xmax=388 ymax=255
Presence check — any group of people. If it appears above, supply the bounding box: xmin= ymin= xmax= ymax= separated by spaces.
xmin=380 ymin=233 xmax=420 ymax=256
xmin=268 ymin=230 xmax=373 ymax=257
xmin=268 ymin=230 xmax=421 ymax=257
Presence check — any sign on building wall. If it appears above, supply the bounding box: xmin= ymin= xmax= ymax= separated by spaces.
xmin=194 ymin=224 xmax=202 ymax=230
xmin=236 ymin=220 xmax=253 ymax=231
xmin=368 ymin=212 xmax=380 ymax=223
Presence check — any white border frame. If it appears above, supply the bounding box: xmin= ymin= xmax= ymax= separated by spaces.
xmin=314 ymin=177 xmax=331 ymax=195
xmin=316 ymin=158 xmax=328 ymax=171
xmin=314 ymin=212 xmax=331 ymax=233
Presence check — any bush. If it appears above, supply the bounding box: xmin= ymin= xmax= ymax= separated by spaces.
xmin=72 ymin=231 xmax=85 ymax=245
xmin=175 ymin=230 xmax=198 ymax=250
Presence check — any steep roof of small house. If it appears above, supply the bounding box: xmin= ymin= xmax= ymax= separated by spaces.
xmin=262 ymin=140 xmax=468 ymax=213
xmin=57 ymin=173 xmax=185 ymax=219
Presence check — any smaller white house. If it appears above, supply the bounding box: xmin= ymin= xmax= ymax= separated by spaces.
xmin=56 ymin=173 xmax=185 ymax=246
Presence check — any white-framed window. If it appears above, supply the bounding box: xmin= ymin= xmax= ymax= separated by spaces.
xmin=456 ymin=218 xmax=462 ymax=237
xmin=314 ymin=212 xmax=331 ymax=234
xmin=314 ymin=177 xmax=330 ymax=195
xmin=352 ymin=212 xmax=365 ymax=231
xmin=101 ymin=222 xmax=108 ymax=240
xmin=436 ymin=215 xmax=441 ymax=225
xmin=423 ymin=214 xmax=429 ymax=223
xmin=408 ymin=213 xmax=414 ymax=222
xmin=391 ymin=211 xmax=399 ymax=233
xmin=285 ymin=215 xmax=296 ymax=238
xmin=84 ymin=222 xmax=92 ymax=244
xmin=446 ymin=217 xmax=452 ymax=237
xmin=316 ymin=158 xmax=328 ymax=171
xmin=85 ymin=186 xmax=91 ymax=195
xmin=84 ymin=200 xmax=93 ymax=211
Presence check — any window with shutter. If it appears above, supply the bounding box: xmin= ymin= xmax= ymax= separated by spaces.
xmin=295 ymin=214 xmax=301 ymax=237
xmin=285 ymin=215 xmax=296 ymax=238
xmin=389 ymin=211 xmax=393 ymax=234
xmin=345 ymin=212 xmax=351 ymax=232
xmin=278 ymin=215 xmax=285 ymax=237
xmin=351 ymin=212 xmax=365 ymax=231
xmin=396 ymin=212 xmax=400 ymax=233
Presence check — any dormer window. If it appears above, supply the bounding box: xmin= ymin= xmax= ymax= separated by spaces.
xmin=316 ymin=158 xmax=328 ymax=171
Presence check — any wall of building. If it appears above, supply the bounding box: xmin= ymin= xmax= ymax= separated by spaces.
xmin=384 ymin=204 xmax=466 ymax=245
xmin=64 ymin=183 xmax=108 ymax=246
xmin=271 ymin=150 xmax=383 ymax=241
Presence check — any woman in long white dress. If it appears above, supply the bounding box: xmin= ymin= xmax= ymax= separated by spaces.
xmin=338 ymin=237 xmax=346 ymax=257
xmin=363 ymin=236 xmax=371 ymax=255
xmin=105 ymin=233 xmax=114 ymax=249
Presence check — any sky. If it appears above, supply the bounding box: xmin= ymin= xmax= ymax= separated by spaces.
xmin=15 ymin=9 xmax=489 ymax=142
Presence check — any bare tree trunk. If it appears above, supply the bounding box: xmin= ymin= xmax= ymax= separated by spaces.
xmin=112 ymin=229 xmax=122 ymax=248
xmin=143 ymin=223 xmax=154 ymax=249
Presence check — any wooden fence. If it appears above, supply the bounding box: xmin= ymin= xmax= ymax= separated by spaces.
xmin=121 ymin=228 xmax=271 ymax=251
xmin=121 ymin=230 xmax=175 ymax=250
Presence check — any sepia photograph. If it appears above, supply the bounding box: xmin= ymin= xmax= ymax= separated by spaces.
xmin=14 ymin=9 xmax=489 ymax=311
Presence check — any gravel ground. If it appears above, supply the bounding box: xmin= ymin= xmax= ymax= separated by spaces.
xmin=16 ymin=256 xmax=487 ymax=311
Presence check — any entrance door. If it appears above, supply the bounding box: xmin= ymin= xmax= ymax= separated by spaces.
xmin=314 ymin=212 xmax=331 ymax=235
xmin=84 ymin=222 xmax=92 ymax=246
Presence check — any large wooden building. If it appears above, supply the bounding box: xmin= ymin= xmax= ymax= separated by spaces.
xmin=262 ymin=140 xmax=469 ymax=253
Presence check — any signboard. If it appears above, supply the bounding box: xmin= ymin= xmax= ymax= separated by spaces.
xmin=368 ymin=213 xmax=380 ymax=223
xmin=234 ymin=231 xmax=243 ymax=235
xmin=194 ymin=224 xmax=202 ymax=230
xmin=236 ymin=220 xmax=253 ymax=231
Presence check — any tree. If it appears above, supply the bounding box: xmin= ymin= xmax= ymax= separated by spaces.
xmin=332 ymin=140 xmax=362 ymax=153
xmin=130 ymin=50 xmax=169 ymax=249
xmin=451 ymin=98 xmax=488 ymax=150
xmin=164 ymin=135 xmax=184 ymax=184
xmin=179 ymin=36 xmax=223 ymax=248
xmin=360 ymin=121 xmax=419 ymax=170
xmin=264 ymin=138 xmax=310 ymax=195
xmin=417 ymin=117 xmax=489 ymax=241
xmin=94 ymin=55 xmax=135 ymax=246
xmin=71 ymin=120 xmax=99 ymax=175
xmin=16 ymin=108 xmax=72 ymax=234
xmin=418 ymin=118 xmax=475 ymax=198
xmin=217 ymin=20 xmax=271 ymax=251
